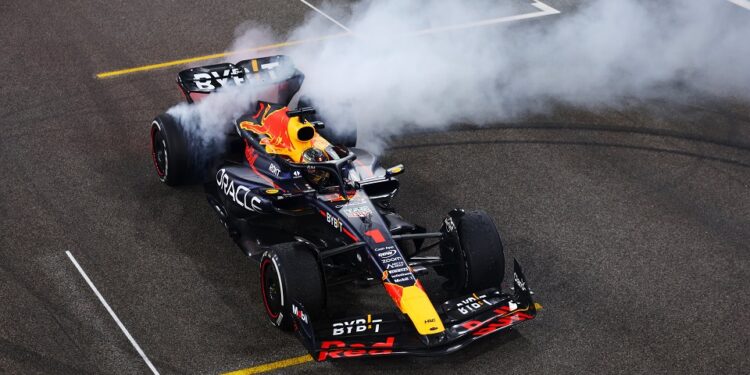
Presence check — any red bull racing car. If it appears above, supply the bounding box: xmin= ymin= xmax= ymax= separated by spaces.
xmin=150 ymin=55 xmax=540 ymax=361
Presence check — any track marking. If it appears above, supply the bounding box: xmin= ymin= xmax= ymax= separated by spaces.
xmin=222 ymin=354 xmax=313 ymax=375
xmin=728 ymin=0 xmax=750 ymax=10
xmin=65 ymin=251 xmax=160 ymax=375
xmin=95 ymin=1 xmax=560 ymax=79
xmin=299 ymin=0 xmax=352 ymax=33
xmin=407 ymin=1 xmax=561 ymax=36
xmin=95 ymin=33 xmax=350 ymax=79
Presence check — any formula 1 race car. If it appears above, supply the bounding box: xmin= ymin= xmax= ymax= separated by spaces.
xmin=150 ymin=55 xmax=539 ymax=360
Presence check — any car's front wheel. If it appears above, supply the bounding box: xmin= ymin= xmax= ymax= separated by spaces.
xmin=440 ymin=210 xmax=506 ymax=293
xmin=259 ymin=243 xmax=326 ymax=331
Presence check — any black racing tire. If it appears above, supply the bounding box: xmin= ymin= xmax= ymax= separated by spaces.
xmin=298 ymin=96 xmax=357 ymax=147
xmin=150 ymin=113 xmax=190 ymax=186
xmin=259 ymin=243 xmax=326 ymax=331
xmin=441 ymin=210 xmax=505 ymax=293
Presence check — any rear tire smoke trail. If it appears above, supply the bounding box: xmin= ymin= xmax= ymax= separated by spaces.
xmin=168 ymin=0 xmax=750 ymax=156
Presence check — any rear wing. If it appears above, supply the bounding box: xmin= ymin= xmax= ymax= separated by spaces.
xmin=176 ymin=55 xmax=304 ymax=104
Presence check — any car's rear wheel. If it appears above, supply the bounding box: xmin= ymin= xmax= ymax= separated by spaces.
xmin=440 ymin=210 xmax=505 ymax=293
xmin=259 ymin=243 xmax=326 ymax=331
xmin=150 ymin=113 xmax=190 ymax=185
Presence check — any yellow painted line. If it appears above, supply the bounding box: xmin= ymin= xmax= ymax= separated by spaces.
xmin=222 ymin=354 xmax=314 ymax=375
xmin=95 ymin=2 xmax=562 ymax=80
xmin=95 ymin=33 xmax=350 ymax=79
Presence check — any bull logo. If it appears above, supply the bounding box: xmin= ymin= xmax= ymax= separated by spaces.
xmin=239 ymin=102 xmax=320 ymax=162
xmin=240 ymin=103 xmax=295 ymax=151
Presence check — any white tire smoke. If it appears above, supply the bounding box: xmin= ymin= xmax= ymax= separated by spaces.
xmin=167 ymin=0 xmax=750 ymax=154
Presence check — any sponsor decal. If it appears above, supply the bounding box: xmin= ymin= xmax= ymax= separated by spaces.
xmin=192 ymin=68 xmax=244 ymax=90
xmin=381 ymin=257 xmax=402 ymax=264
xmin=385 ymin=261 xmax=405 ymax=270
xmin=384 ymin=263 xmax=411 ymax=281
xmin=514 ymin=272 xmax=527 ymax=292
xmin=216 ymin=169 xmax=258 ymax=212
xmin=460 ymin=306 xmax=534 ymax=337
xmin=269 ymin=163 xmax=281 ymax=177
xmin=378 ymin=250 xmax=397 ymax=258
xmin=335 ymin=194 xmax=368 ymax=205
xmin=376 ymin=246 xmax=403 ymax=270
xmin=455 ymin=293 xmax=492 ymax=316
xmin=381 ymin=267 xmax=413 ymax=284
xmin=332 ymin=315 xmax=382 ymax=336
xmin=341 ymin=205 xmax=372 ymax=218
xmin=335 ymin=196 xmax=368 ymax=209
xmin=318 ymin=337 xmax=395 ymax=361
xmin=325 ymin=212 xmax=343 ymax=232
xmin=387 ymin=267 xmax=409 ymax=274
xmin=293 ymin=170 xmax=302 ymax=178
xmin=291 ymin=303 xmax=308 ymax=324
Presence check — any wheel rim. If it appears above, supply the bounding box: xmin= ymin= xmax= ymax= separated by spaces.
xmin=260 ymin=258 xmax=282 ymax=319
xmin=150 ymin=125 xmax=168 ymax=179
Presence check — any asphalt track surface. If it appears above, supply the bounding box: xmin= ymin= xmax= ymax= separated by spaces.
xmin=1 ymin=0 xmax=749 ymax=374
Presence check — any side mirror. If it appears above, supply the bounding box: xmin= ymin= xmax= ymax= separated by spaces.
xmin=385 ymin=164 xmax=405 ymax=178
xmin=311 ymin=121 xmax=325 ymax=130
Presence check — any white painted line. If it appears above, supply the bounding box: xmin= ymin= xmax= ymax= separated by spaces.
xmin=299 ymin=0 xmax=352 ymax=33
xmin=407 ymin=1 xmax=561 ymax=37
xmin=728 ymin=0 xmax=750 ymax=10
xmin=65 ymin=251 xmax=160 ymax=375
xmin=301 ymin=0 xmax=560 ymax=37
xmin=530 ymin=0 xmax=563 ymax=15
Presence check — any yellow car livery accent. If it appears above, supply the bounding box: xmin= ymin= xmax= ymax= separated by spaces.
xmin=385 ymin=282 xmax=445 ymax=335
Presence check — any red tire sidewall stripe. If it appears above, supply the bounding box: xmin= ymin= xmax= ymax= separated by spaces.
xmin=150 ymin=124 xmax=166 ymax=177
xmin=260 ymin=258 xmax=280 ymax=320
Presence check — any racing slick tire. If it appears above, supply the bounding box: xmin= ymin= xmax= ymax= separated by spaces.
xmin=441 ymin=210 xmax=505 ymax=293
xmin=298 ymin=96 xmax=357 ymax=147
xmin=259 ymin=243 xmax=326 ymax=331
xmin=150 ymin=113 xmax=190 ymax=186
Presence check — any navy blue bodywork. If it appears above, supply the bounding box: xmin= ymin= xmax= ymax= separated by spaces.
xmin=175 ymin=54 xmax=540 ymax=361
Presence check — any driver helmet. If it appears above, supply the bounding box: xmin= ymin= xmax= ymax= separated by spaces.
xmin=301 ymin=147 xmax=330 ymax=185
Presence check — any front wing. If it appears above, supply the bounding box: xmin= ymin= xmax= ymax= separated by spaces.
xmin=291 ymin=260 xmax=539 ymax=361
